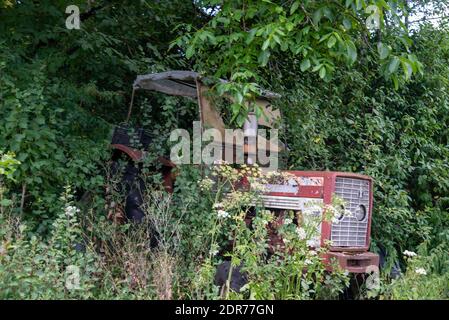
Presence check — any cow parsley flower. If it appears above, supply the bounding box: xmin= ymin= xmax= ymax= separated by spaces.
xmin=65 ymin=205 xmax=80 ymax=217
xmin=304 ymin=259 xmax=313 ymax=265
xmin=199 ymin=178 xmax=215 ymax=191
xmin=212 ymin=202 xmax=223 ymax=209
xmin=284 ymin=218 xmax=293 ymax=225
xmin=305 ymin=205 xmax=322 ymax=216
xmin=344 ymin=209 xmax=353 ymax=218
xmin=415 ymin=268 xmax=427 ymax=275
xmin=296 ymin=227 xmax=307 ymax=240
xmin=250 ymin=181 xmax=267 ymax=192
xmin=217 ymin=210 xmax=230 ymax=219
xmin=307 ymin=239 xmax=319 ymax=247
xmin=403 ymin=250 xmax=417 ymax=257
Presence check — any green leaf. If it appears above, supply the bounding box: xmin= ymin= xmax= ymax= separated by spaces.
xmin=262 ymin=39 xmax=270 ymax=51
xmin=377 ymin=42 xmax=390 ymax=60
xmin=312 ymin=64 xmax=322 ymax=72
xmin=231 ymin=103 xmax=241 ymax=115
xmin=258 ymin=50 xmax=270 ymax=66
xmin=327 ymin=36 xmax=336 ymax=48
xmin=392 ymin=74 xmax=399 ymax=90
xmin=300 ymin=59 xmax=311 ymax=71
xmin=319 ymin=67 xmax=326 ymax=79
xmin=185 ymin=46 xmax=194 ymax=59
xmin=401 ymin=60 xmax=413 ymax=80
xmin=388 ymin=56 xmax=400 ymax=74
xmin=407 ymin=54 xmax=419 ymax=73
xmin=346 ymin=40 xmax=357 ymax=64
xmin=246 ymin=29 xmax=257 ymax=44
xmin=343 ymin=18 xmax=352 ymax=30
xmin=322 ymin=8 xmax=334 ymax=21
xmin=312 ymin=9 xmax=322 ymax=25
xmin=290 ymin=1 xmax=300 ymax=14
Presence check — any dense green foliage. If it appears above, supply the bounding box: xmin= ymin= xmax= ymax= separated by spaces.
xmin=177 ymin=0 xmax=423 ymax=124
xmin=0 ymin=0 xmax=448 ymax=299
xmin=277 ymin=24 xmax=449 ymax=264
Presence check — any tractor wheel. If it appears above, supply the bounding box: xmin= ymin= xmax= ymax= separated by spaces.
xmin=108 ymin=157 xmax=146 ymax=223
xmin=214 ymin=261 xmax=248 ymax=294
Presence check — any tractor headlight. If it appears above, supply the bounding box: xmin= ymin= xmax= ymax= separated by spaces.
xmin=355 ymin=205 xmax=367 ymax=221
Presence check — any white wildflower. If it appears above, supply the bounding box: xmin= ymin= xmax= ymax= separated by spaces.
xmin=265 ymin=171 xmax=280 ymax=179
xmin=305 ymin=205 xmax=322 ymax=216
xmin=210 ymin=249 xmax=219 ymax=256
xmin=65 ymin=205 xmax=80 ymax=217
xmin=415 ymin=268 xmax=427 ymax=275
xmin=309 ymin=250 xmax=317 ymax=256
xmin=213 ymin=159 xmax=229 ymax=165
xmin=284 ymin=218 xmax=293 ymax=225
xmin=199 ymin=178 xmax=215 ymax=191
xmin=217 ymin=210 xmax=230 ymax=219
xmin=324 ymin=204 xmax=337 ymax=216
xmin=296 ymin=227 xmax=307 ymax=240
xmin=212 ymin=203 xmax=223 ymax=209
xmin=403 ymin=250 xmax=417 ymax=258
xmin=307 ymin=239 xmax=320 ymax=247
xmin=251 ymin=181 xmax=267 ymax=192
xmin=304 ymin=259 xmax=313 ymax=265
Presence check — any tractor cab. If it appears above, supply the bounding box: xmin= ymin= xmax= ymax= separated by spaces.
xmin=131 ymin=70 xmax=283 ymax=167
xmin=108 ymin=70 xmax=282 ymax=222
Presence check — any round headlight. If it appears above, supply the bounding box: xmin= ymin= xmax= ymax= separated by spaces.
xmin=356 ymin=205 xmax=366 ymax=221
xmin=336 ymin=205 xmax=345 ymax=220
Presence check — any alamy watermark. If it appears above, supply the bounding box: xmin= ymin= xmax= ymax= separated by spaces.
xmin=65 ymin=265 xmax=80 ymax=290
xmin=366 ymin=5 xmax=381 ymax=30
xmin=169 ymin=121 xmax=279 ymax=170
xmin=365 ymin=265 xmax=381 ymax=296
xmin=65 ymin=5 xmax=80 ymax=30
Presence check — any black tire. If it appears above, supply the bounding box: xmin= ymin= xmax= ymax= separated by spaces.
xmin=110 ymin=157 xmax=146 ymax=223
xmin=378 ymin=246 xmax=402 ymax=279
xmin=214 ymin=261 xmax=248 ymax=293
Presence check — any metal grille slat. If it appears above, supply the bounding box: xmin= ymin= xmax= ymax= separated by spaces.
xmin=331 ymin=177 xmax=370 ymax=247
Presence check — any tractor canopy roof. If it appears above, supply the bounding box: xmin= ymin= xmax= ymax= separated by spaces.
xmin=133 ymin=70 xmax=280 ymax=100
xmin=132 ymin=70 xmax=283 ymax=154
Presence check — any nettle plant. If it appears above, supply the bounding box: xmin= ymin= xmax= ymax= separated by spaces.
xmin=195 ymin=163 xmax=350 ymax=300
